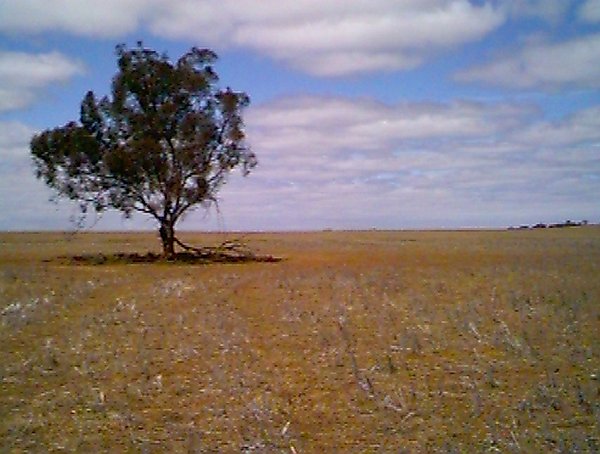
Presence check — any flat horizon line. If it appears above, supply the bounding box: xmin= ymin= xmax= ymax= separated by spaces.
xmin=1 ymin=225 xmax=597 ymax=235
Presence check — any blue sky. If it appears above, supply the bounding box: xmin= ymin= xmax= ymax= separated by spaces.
xmin=0 ymin=0 xmax=599 ymax=231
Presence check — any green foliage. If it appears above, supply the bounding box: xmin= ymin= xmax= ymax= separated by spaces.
xmin=31 ymin=43 xmax=256 ymax=254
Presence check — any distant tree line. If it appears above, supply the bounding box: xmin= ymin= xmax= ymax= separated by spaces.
xmin=508 ymin=220 xmax=590 ymax=230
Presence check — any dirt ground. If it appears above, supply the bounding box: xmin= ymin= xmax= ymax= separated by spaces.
xmin=1 ymin=228 xmax=598 ymax=452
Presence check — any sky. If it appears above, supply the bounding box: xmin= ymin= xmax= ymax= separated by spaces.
xmin=0 ymin=0 xmax=599 ymax=232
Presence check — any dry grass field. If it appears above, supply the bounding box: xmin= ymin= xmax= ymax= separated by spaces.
xmin=1 ymin=228 xmax=599 ymax=452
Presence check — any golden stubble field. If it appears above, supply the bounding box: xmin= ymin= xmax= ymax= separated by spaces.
xmin=1 ymin=228 xmax=599 ymax=452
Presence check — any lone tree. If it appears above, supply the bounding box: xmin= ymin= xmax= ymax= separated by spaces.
xmin=31 ymin=43 xmax=256 ymax=257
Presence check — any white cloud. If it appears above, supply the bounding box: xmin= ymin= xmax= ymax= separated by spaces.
xmin=152 ymin=0 xmax=505 ymax=76
xmin=0 ymin=51 xmax=84 ymax=112
xmin=579 ymin=0 xmax=600 ymax=23
xmin=0 ymin=120 xmax=109 ymax=231
xmin=0 ymin=0 xmax=505 ymax=77
xmin=0 ymin=0 xmax=151 ymax=37
xmin=513 ymin=106 xmax=600 ymax=146
xmin=0 ymin=121 xmax=34 ymax=156
xmin=0 ymin=121 xmax=48 ymax=229
xmin=456 ymin=33 xmax=600 ymax=89
xmin=246 ymin=95 xmax=535 ymax=160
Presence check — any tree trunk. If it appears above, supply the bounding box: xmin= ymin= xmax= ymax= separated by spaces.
xmin=159 ymin=221 xmax=175 ymax=258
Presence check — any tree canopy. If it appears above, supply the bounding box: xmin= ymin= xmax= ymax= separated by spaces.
xmin=31 ymin=43 xmax=256 ymax=257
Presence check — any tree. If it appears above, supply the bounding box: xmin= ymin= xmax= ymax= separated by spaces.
xmin=31 ymin=43 xmax=256 ymax=257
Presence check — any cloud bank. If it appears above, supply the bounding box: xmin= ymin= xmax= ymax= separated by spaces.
xmin=1 ymin=0 xmax=504 ymax=76
xmin=216 ymin=96 xmax=600 ymax=230
xmin=2 ymin=95 xmax=598 ymax=230
xmin=1 ymin=0 xmax=596 ymax=82
xmin=151 ymin=0 xmax=505 ymax=76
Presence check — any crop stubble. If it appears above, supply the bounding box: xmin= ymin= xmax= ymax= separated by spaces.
xmin=1 ymin=229 xmax=598 ymax=452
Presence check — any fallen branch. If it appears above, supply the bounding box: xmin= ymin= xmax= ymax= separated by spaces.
xmin=173 ymin=237 xmax=280 ymax=263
